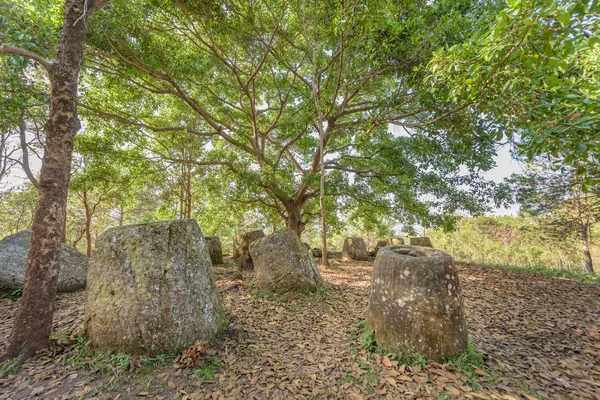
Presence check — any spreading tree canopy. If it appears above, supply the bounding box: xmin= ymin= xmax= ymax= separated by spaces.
xmin=81 ymin=0 xmax=511 ymax=236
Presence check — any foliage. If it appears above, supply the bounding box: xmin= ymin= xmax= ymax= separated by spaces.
xmin=0 ymin=285 xmax=23 ymax=299
xmin=428 ymin=0 xmax=600 ymax=175
xmin=77 ymin=0 xmax=512 ymax=236
xmin=429 ymin=214 xmax=599 ymax=273
xmin=193 ymin=356 xmax=222 ymax=381
xmin=0 ymin=184 xmax=37 ymax=238
xmin=445 ymin=340 xmax=485 ymax=372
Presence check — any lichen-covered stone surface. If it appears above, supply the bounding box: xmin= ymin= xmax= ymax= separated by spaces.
xmin=373 ymin=239 xmax=389 ymax=257
xmin=233 ymin=230 xmax=265 ymax=270
xmin=342 ymin=237 xmax=368 ymax=261
xmin=409 ymin=237 xmax=433 ymax=247
xmin=0 ymin=230 xmax=88 ymax=292
xmin=366 ymin=245 xmax=467 ymax=362
xmin=84 ymin=220 xmax=225 ymax=355
xmin=205 ymin=236 xmax=223 ymax=265
xmin=249 ymin=228 xmax=324 ymax=293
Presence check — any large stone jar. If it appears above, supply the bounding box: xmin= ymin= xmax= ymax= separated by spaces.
xmin=0 ymin=231 xmax=88 ymax=292
xmin=85 ymin=220 xmax=225 ymax=355
xmin=342 ymin=237 xmax=368 ymax=261
xmin=366 ymin=245 xmax=467 ymax=362
xmin=250 ymin=229 xmax=324 ymax=293
xmin=233 ymin=230 xmax=265 ymax=269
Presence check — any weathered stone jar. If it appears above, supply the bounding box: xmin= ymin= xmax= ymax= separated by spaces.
xmin=250 ymin=228 xmax=324 ymax=293
xmin=409 ymin=237 xmax=433 ymax=248
xmin=366 ymin=245 xmax=467 ymax=362
xmin=342 ymin=237 xmax=368 ymax=261
xmin=204 ymin=236 xmax=223 ymax=265
xmin=233 ymin=230 xmax=265 ymax=269
xmin=0 ymin=231 xmax=88 ymax=292
xmin=84 ymin=220 xmax=226 ymax=355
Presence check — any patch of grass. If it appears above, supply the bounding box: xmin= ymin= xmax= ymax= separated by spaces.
xmin=194 ymin=356 xmax=222 ymax=381
xmin=302 ymin=284 xmax=330 ymax=297
xmin=445 ymin=340 xmax=484 ymax=373
xmin=361 ymin=329 xmax=376 ymax=353
xmin=0 ymin=285 xmax=22 ymax=299
xmin=338 ymin=374 xmax=359 ymax=384
xmin=459 ymin=260 xmax=600 ymax=285
xmin=51 ymin=331 xmax=70 ymax=341
xmin=509 ymin=378 xmax=544 ymax=398
xmin=0 ymin=356 xmax=21 ymax=375
xmin=386 ymin=348 xmax=428 ymax=369
xmin=66 ymin=337 xmax=174 ymax=377
xmin=356 ymin=320 xmax=428 ymax=368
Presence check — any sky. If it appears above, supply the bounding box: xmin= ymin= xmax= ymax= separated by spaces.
xmin=485 ymin=145 xmax=523 ymax=216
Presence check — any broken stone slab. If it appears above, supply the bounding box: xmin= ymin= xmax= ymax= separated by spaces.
xmin=342 ymin=237 xmax=368 ymax=261
xmin=204 ymin=236 xmax=223 ymax=265
xmin=0 ymin=231 xmax=88 ymax=292
xmin=233 ymin=230 xmax=265 ymax=270
xmin=366 ymin=245 xmax=467 ymax=362
xmin=249 ymin=228 xmax=324 ymax=293
xmin=409 ymin=237 xmax=433 ymax=247
xmin=85 ymin=220 xmax=226 ymax=355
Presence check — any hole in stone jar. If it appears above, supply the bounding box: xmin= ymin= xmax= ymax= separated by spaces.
xmin=391 ymin=247 xmax=426 ymax=257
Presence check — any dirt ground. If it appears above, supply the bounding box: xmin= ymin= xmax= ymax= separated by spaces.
xmin=1 ymin=259 xmax=599 ymax=399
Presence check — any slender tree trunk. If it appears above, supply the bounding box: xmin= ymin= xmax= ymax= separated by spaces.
xmin=580 ymin=223 xmax=594 ymax=274
xmin=61 ymin=208 xmax=68 ymax=243
xmin=72 ymin=226 xmax=85 ymax=250
xmin=82 ymin=191 xmax=93 ymax=257
xmin=118 ymin=203 xmax=124 ymax=226
xmin=574 ymin=184 xmax=595 ymax=274
xmin=18 ymin=116 xmax=39 ymax=189
xmin=0 ymin=0 xmax=103 ymax=363
xmin=319 ymin=135 xmax=328 ymax=266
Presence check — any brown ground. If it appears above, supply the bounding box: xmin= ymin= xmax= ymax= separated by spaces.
xmin=1 ymin=259 xmax=599 ymax=400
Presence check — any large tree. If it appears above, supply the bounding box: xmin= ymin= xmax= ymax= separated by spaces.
xmin=82 ymin=0 xmax=508 ymax=238
xmin=0 ymin=0 xmax=108 ymax=362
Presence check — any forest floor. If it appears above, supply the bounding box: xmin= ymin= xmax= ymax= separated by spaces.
xmin=1 ymin=258 xmax=599 ymax=400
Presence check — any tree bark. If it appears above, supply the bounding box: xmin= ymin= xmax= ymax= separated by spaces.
xmin=18 ymin=116 xmax=39 ymax=189
xmin=574 ymin=183 xmax=595 ymax=274
xmin=285 ymin=202 xmax=305 ymax=238
xmin=83 ymin=191 xmax=93 ymax=257
xmin=580 ymin=224 xmax=594 ymax=274
xmin=319 ymin=135 xmax=328 ymax=266
xmin=0 ymin=0 xmax=103 ymax=363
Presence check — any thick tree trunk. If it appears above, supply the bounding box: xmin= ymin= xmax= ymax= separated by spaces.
xmin=0 ymin=0 xmax=100 ymax=362
xmin=285 ymin=203 xmax=305 ymax=238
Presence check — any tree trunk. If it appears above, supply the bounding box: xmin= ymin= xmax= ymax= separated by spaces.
xmin=0 ymin=0 xmax=101 ymax=362
xmin=319 ymin=137 xmax=328 ymax=266
xmin=574 ymin=183 xmax=594 ymax=274
xmin=580 ymin=223 xmax=594 ymax=274
xmin=83 ymin=191 xmax=93 ymax=257
xmin=285 ymin=203 xmax=305 ymax=238
xmin=118 ymin=203 xmax=125 ymax=226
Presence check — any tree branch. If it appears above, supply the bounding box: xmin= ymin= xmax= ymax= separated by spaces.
xmin=0 ymin=45 xmax=52 ymax=72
